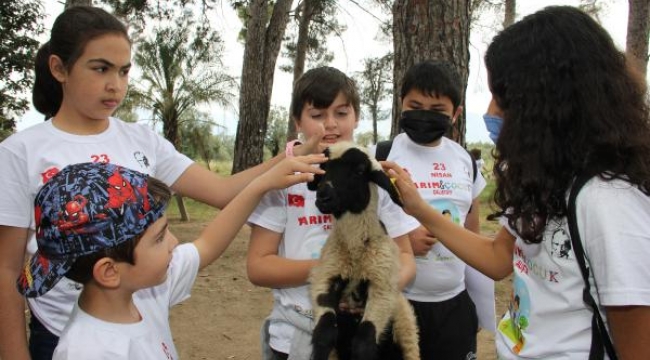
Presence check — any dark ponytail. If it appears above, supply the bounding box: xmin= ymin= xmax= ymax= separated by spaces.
xmin=31 ymin=6 xmax=129 ymax=118
xmin=32 ymin=42 xmax=62 ymax=118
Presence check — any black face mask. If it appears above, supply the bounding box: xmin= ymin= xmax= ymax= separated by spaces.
xmin=399 ymin=109 xmax=451 ymax=144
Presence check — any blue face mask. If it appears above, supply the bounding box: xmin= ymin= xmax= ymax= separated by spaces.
xmin=483 ymin=114 xmax=503 ymax=144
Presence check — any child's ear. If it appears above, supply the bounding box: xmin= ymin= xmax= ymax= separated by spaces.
xmin=452 ymin=106 xmax=463 ymax=124
xmin=92 ymin=257 xmax=121 ymax=288
xmin=49 ymin=55 xmax=67 ymax=83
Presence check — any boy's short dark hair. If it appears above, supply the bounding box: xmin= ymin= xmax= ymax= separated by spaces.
xmin=400 ymin=60 xmax=462 ymax=109
xmin=66 ymin=176 xmax=172 ymax=284
xmin=290 ymin=66 xmax=360 ymax=121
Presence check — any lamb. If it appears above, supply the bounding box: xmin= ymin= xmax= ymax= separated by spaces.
xmin=306 ymin=141 xmax=420 ymax=360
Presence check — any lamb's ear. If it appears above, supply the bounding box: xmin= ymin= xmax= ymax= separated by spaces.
xmin=369 ymin=169 xmax=403 ymax=207
xmin=307 ymin=148 xmax=330 ymax=191
xmin=307 ymin=172 xmax=322 ymax=191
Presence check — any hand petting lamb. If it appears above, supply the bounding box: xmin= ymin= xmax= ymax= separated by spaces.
xmin=307 ymin=141 xmax=420 ymax=360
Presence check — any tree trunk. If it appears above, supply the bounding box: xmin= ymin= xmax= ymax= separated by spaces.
xmin=392 ymin=0 xmax=471 ymax=146
xmin=627 ymin=0 xmax=649 ymax=77
xmin=503 ymin=0 xmax=516 ymax=28
xmin=372 ymin=106 xmax=379 ymax=143
xmin=286 ymin=0 xmax=317 ymax=142
xmin=65 ymin=0 xmax=92 ymax=8
xmin=163 ymin=113 xmax=189 ymax=220
xmin=233 ymin=0 xmax=292 ymax=174
xmin=163 ymin=113 xmax=180 ymax=149
xmin=174 ymin=193 xmax=189 ymax=222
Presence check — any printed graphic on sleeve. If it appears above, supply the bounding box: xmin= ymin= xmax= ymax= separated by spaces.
xmin=498 ymin=275 xmax=530 ymax=354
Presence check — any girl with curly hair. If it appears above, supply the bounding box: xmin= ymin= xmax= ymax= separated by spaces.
xmin=384 ymin=6 xmax=650 ymax=359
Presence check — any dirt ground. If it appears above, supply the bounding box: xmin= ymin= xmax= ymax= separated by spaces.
xmin=168 ymin=219 xmax=511 ymax=360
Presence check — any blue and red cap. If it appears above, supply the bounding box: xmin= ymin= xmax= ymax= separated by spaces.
xmin=17 ymin=162 xmax=167 ymax=297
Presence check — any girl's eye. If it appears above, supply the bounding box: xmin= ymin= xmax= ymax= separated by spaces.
xmin=120 ymin=68 xmax=130 ymax=76
xmin=94 ymin=67 xmax=107 ymax=73
xmin=310 ymin=113 xmax=322 ymax=119
xmin=337 ymin=111 xmax=348 ymax=116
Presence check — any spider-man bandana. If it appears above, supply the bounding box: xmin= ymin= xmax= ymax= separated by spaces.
xmin=17 ymin=162 xmax=167 ymax=297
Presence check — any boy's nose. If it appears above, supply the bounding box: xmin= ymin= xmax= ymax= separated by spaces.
xmin=323 ymin=114 xmax=337 ymax=128
xmin=168 ymin=232 xmax=179 ymax=251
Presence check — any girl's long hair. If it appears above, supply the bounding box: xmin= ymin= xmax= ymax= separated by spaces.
xmin=485 ymin=6 xmax=650 ymax=243
xmin=32 ymin=6 xmax=129 ymax=118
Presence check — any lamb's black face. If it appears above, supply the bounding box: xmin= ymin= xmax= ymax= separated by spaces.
xmin=312 ymin=148 xmax=372 ymax=218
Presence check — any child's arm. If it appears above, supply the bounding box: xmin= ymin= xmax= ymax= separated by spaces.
xmin=607 ymin=305 xmax=650 ymax=359
xmin=0 ymin=225 xmax=31 ymax=360
xmin=192 ymin=154 xmax=325 ymax=270
xmin=247 ymin=225 xmax=318 ymax=288
xmin=464 ymin=198 xmax=481 ymax=233
xmin=394 ymin=235 xmax=416 ymax=289
xmin=382 ymin=161 xmax=515 ymax=280
xmin=171 ymin=131 xmax=324 ymax=209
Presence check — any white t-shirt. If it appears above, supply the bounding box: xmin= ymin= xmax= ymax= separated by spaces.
xmin=248 ymin=181 xmax=419 ymax=353
xmin=496 ymin=177 xmax=650 ymax=359
xmin=52 ymin=243 xmax=200 ymax=360
xmin=371 ymin=135 xmax=487 ymax=302
xmin=0 ymin=118 xmax=193 ymax=335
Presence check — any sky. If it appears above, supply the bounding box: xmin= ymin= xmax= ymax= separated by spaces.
xmin=18 ymin=0 xmax=630 ymax=143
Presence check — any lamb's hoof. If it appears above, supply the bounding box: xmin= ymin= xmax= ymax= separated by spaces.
xmin=312 ymin=312 xmax=338 ymax=360
xmin=351 ymin=321 xmax=379 ymax=360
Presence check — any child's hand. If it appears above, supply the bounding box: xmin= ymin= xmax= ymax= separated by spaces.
xmin=260 ymin=154 xmax=326 ymax=190
xmin=293 ymin=127 xmax=326 ymax=156
xmin=380 ymin=161 xmax=428 ymax=217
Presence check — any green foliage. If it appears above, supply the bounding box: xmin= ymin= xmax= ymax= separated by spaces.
xmin=166 ymin=196 xmax=218 ymax=222
xmin=355 ymin=131 xmax=386 ymax=147
xmin=230 ymin=0 xmax=275 ymax=43
xmin=102 ymin=0 xmax=219 ymax=33
xmin=356 ymin=54 xmax=392 ymax=119
xmin=279 ymin=0 xmax=343 ymax=73
xmin=265 ymin=106 xmax=289 ymax=156
xmin=130 ymin=14 xmax=236 ymax=148
xmin=0 ymin=0 xmax=44 ymax=132
xmin=355 ymin=54 xmax=392 ymax=143
xmin=178 ymin=110 xmax=225 ymax=168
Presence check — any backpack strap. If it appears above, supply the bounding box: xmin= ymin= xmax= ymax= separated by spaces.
xmin=375 ymin=140 xmax=393 ymax=161
xmin=567 ymin=174 xmax=618 ymax=360
xmin=465 ymin=148 xmax=478 ymax=183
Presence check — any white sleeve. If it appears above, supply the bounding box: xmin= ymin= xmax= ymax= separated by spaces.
xmin=166 ymin=243 xmax=201 ymax=306
xmin=378 ymin=188 xmax=420 ymax=238
xmin=472 ymin=167 xmax=487 ymax=200
xmin=0 ymin=138 xmax=31 ymax=227
xmin=139 ymin=124 xmax=194 ymax=186
xmin=578 ymin=179 xmax=650 ymax=306
xmin=367 ymin=144 xmax=377 ymax=158
xmin=247 ymin=189 xmax=288 ymax=233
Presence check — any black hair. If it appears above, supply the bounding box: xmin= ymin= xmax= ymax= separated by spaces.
xmin=32 ymin=6 xmax=129 ymax=118
xmin=290 ymin=66 xmax=360 ymax=122
xmin=400 ymin=60 xmax=463 ymax=109
xmin=485 ymin=6 xmax=650 ymax=243
xmin=469 ymin=148 xmax=482 ymax=161
xmin=65 ymin=176 xmax=172 ymax=284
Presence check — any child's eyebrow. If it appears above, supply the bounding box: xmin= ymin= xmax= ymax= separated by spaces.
xmin=87 ymin=58 xmax=132 ymax=70
xmin=153 ymin=222 xmax=169 ymax=239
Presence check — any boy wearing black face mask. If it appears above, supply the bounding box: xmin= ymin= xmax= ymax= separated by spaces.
xmin=371 ymin=60 xmax=495 ymax=360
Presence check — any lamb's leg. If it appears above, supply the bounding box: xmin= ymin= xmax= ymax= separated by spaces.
xmin=311 ymin=275 xmax=348 ymax=360
xmin=391 ymin=296 xmax=420 ymax=360
xmin=351 ymin=279 xmax=397 ymax=360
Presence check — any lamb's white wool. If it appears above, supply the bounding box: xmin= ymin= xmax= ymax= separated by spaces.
xmin=309 ymin=142 xmax=419 ymax=360
xmin=326 ymin=141 xmax=383 ymax=172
